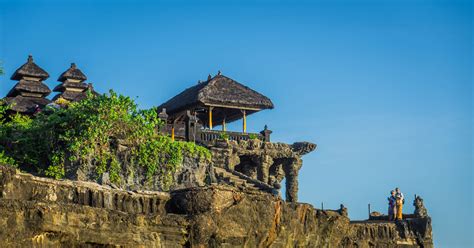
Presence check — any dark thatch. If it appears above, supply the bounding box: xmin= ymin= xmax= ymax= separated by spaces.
xmin=10 ymin=55 xmax=49 ymax=80
xmin=52 ymin=91 xmax=87 ymax=102
xmin=158 ymin=74 xmax=274 ymax=124
xmin=52 ymin=84 xmax=99 ymax=102
xmin=57 ymin=63 xmax=87 ymax=82
xmin=52 ymin=63 xmax=97 ymax=102
xmin=7 ymin=80 xmax=51 ymax=97
xmin=4 ymin=96 xmax=51 ymax=114
xmin=53 ymin=81 xmax=89 ymax=92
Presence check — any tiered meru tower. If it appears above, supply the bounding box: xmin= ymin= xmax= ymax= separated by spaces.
xmin=4 ymin=55 xmax=51 ymax=115
xmin=52 ymin=63 xmax=92 ymax=102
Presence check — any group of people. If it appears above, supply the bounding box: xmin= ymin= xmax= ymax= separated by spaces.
xmin=387 ymin=187 xmax=404 ymax=221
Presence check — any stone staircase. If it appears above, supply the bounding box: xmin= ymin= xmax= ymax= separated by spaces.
xmin=213 ymin=166 xmax=276 ymax=194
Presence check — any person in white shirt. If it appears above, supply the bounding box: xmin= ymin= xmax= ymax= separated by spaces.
xmin=395 ymin=187 xmax=404 ymax=220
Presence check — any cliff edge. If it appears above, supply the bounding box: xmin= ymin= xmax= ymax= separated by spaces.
xmin=0 ymin=165 xmax=433 ymax=247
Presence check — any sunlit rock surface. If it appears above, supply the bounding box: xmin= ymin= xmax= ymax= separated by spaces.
xmin=0 ymin=165 xmax=432 ymax=247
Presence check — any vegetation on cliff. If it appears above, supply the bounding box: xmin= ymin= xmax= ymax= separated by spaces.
xmin=0 ymin=91 xmax=210 ymax=189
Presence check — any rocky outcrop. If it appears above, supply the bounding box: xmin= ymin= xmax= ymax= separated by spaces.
xmin=207 ymin=139 xmax=316 ymax=202
xmin=0 ymin=165 xmax=187 ymax=247
xmin=61 ymin=138 xmax=316 ymax=204
xmin=64 ymin=152 xmax=212 ymax=192
xmin=0 ymin=165 xmax=433 ymax=247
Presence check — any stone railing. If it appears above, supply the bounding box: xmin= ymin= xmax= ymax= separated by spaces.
xmin=158 ymin=109 xmax=272 ymax=143
xmin=199 ymin=129 xmax=264 ymax=143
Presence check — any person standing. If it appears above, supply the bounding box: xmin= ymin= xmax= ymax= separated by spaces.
xmin=388 ymin=190 xmax=397 ymax=221
xmin=395 ymin=187 xmax=404 ymax=220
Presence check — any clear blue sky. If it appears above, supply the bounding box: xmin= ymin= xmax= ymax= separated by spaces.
xmin=0 ymin=0 xmax=472 ymax=246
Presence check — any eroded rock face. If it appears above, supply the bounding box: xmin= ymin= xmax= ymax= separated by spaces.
xmin=0 ymin=165 xmax=433 ymax=247
xmin=208 ymin=139 xmax=316 ymax=202
xmin=64 ymin=153 xmax=212 ymax=192
xmin=60 ymin=139 xmax=315 ymax=204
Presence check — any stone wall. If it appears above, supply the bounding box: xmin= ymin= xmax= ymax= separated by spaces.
xmin=207 ymin=139 xmax=316 ymax=202
xmin=0 ymin=165 xmax=433 ymax=247
xmin=59 ymin=138 xmax=315 ymax=203
xmin=63 ymin=152 xmax=212 ymax=192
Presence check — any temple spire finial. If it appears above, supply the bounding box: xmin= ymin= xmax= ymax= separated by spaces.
xmin=71 ymin=63 xmax=77 ymax=69
xmin=217 ymin=70 xmax=221 ymax=76
xmin=27 ymin=54 xmax=33 ymax=62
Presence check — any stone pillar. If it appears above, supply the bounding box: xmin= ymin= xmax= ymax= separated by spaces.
xmin=158 ymin=108 xmax=168 ymax=122
xmin=284 ymin=158 xmax=302 ymax=203
xmin=185 ymin=111 xmax=199 ymax=142
xmin=257 ymin=155 xmax=273 ymax=184
xmin=260 ymin=125 xmax=272 ymax=142
xmin=158 ymin=108 xmax=169 ymax=134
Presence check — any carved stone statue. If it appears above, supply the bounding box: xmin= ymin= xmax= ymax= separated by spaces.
xmin=414 ymin=195 xmax=428 ymax=218
xmin=339 ymin=204 xmax=348 ymax=217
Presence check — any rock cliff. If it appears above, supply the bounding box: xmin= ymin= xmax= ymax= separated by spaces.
xmin=0 ymin=165 xmax=433 ymax=247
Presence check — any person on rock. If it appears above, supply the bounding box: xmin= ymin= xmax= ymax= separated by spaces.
xmin=395 ymin=187 xmax=404 ymax=220
xmin=388 ymin=190 xmax=397 ymax=221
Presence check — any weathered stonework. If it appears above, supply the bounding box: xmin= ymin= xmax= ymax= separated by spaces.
xmin=207 ymin=139 xmax=316 ymax=202
xmin=63 ymin=151 xmax=212 ymax=192
xmin=0 ymin=165 xmax=433 ymax=247
xmin=59 ymin=138 xmax=316 ymax=204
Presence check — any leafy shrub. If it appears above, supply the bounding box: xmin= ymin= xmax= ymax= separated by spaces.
xmin=0 ymin=91 xmax=211 ymax=189
xmin=0 ymin=150 xmax=16 ymax=167
xmin=248 ymin=133 xmax=259 ymax=140
xmin=219 ymin=132 xmax=230 ymax=140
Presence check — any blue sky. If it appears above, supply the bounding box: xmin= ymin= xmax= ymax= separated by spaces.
xmin=0 ymin=0 xmax=472 ymax=246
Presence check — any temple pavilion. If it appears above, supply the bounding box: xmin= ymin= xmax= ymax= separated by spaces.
xmin=3 ymin=55 xmax=51 ymax=115
xmin=52 ymin=63 xmax=96 ymax=102
xmin=158 ymin=72 xmax=274 ymax=141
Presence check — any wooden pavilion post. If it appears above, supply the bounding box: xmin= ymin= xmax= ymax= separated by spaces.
xmin=171 ymin=126 xmax=175 ymax=141
xmin=242 ymin=110 xmax=247 ymax=133
xmin=208 ymin=106 xmax=214 ymax=130
xmin=222 ymin=117 xmax=226 ymax=131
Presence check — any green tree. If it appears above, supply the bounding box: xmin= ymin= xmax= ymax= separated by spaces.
xmin=0 ymin=91 xmax=210 ymax=189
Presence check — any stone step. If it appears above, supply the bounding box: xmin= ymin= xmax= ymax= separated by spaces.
xmin=214 ymin=167 xmax=262 ymax=191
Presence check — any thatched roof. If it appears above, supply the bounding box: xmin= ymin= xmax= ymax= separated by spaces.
xmin=4 ymin=96 xmax=51 ymax=114
xmin=10 ymin=55 xmax=49 ymax=80
xmin=53 ymin=81 xmax=89 ymax=92
xmin=52 ymin=84 xmax=98 ymax=102
xmin=7 ymin=80 xmax=51 ymax=97
xmin=57 ymin=63 xmax=87 ymax=82
xmin=158 ymin=74 xmax=273 ymax=124
xmin=52 ymin=91 xmax=88 ymax=102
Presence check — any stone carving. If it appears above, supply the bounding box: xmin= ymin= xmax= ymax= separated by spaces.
xmin=208 ymin=139 xmax=316 ymax=202
xmin=414 ymin=195 xmax=428 ymax=218
xmin=339 ymin=204 xmax=348 ymax=217
xmin=291 ymin=141 xmax=317 ymax=156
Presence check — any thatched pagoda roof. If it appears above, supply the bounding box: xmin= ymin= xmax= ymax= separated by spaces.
xmin=7 ymin=80 xmax=51 ymax=97
xmin=53 ymin=81 xmax=89 ymax=92
xmin=52 ymin=84 xmax=98 ymax=102
xmin=52 ymin=91 xmax=88 ymax=102
xmin=52 ymin=63 xmax=97 ymax=102
xmin=4 ymin=96 xmax=51 ymax=114
xmin=10 ymin=55 xmax=49 ymax=80
xmin=158 ymin=74 xmax=273 ymax=124
xmin=57 ymin=63 xmax=87 ymax=82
